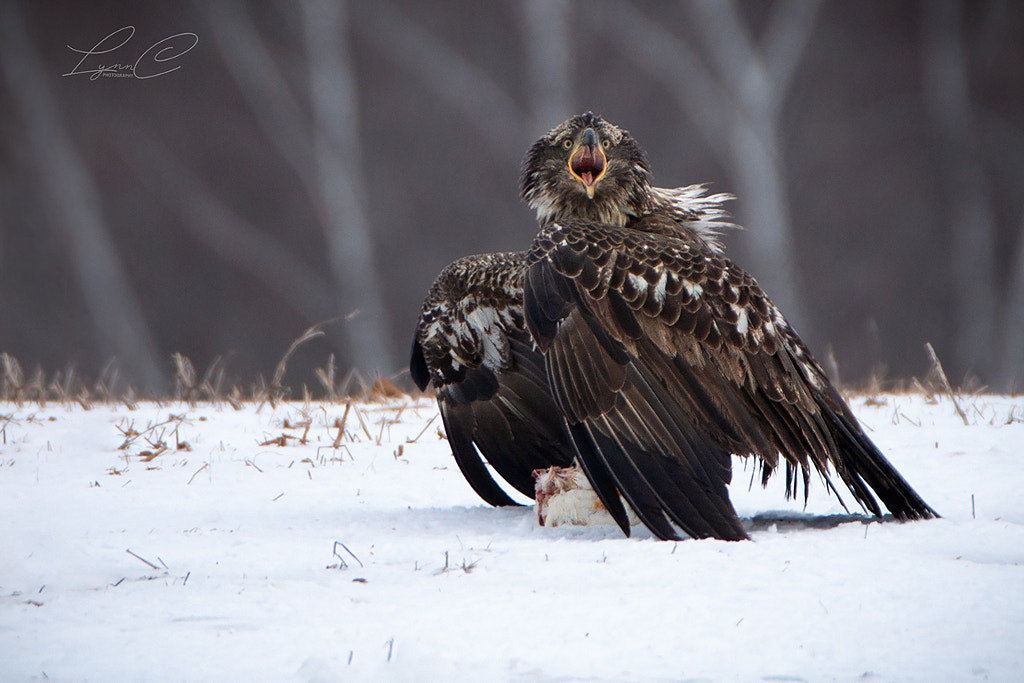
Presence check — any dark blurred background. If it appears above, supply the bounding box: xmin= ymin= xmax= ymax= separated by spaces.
xmin=1 ymin=0 xmax=1022 ymax=394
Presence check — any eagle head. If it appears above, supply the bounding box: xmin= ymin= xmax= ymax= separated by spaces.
xmin=520 ymin=112 xmax=653 ymax=227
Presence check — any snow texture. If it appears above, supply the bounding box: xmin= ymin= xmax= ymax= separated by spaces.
xmin=1 ymin=395 xmax=1022 ymax=682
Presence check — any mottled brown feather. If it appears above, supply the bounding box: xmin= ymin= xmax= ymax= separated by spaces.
xmin=412 ymin=253 xmax=576 ymax=504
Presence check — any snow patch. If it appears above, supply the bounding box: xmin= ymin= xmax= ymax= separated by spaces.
xmin=0 ymin=395 xmax=1022 ymax=681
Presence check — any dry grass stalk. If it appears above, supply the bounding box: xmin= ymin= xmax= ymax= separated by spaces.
xmin=172 ymin=352 xmax=199 ymax=405
xmin=200 ymin=356 xmax=228 ymax=402
xmin=187 ymin=462 xmax=209 ymax=485
xmin=226 ymin=385 xmax=244 ymax=410
xmin=315 ymin=354 xmax=338 ymax=402
xmin=353 ymin=406 xmax=373 ymax=441
xmin=1 ymin=347 xmax=422 ymax=406
xmin=1 ymin=352 xmax=24 ymax=402
xmin=339 ymin=367 xmax=371 ymax=398
xmin=126 ymin=548 xmax=160 ymax=570
xmin=266 ymin=323 xmax=330 ymax=407
xmin=331 ymin=541 xmax=364 ymax=570
xmin=924 ymin=342 xmax=969 ymax=426
xmin=333 ymin=402 xmax=352 ymax=447
xmin=407 ymin=414 xmax=438 ymax=444
xmin=93 ymin=359 xmax=122 ymax=403
xmin=365 ymin=376 xmax=403 ymax=401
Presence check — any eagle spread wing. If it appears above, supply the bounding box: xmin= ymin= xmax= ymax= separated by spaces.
xmin=412 ymin=111 xmax=937 ymax=540
xmin=411 ymin=252 xmax=575 ymax=506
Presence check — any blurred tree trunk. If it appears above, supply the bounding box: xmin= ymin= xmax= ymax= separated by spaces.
xmin=592 ymin=0 xmax=818 ymax=333
xmin=690 ymin=0 xmax=819 ymax=332
xmin=112 ymin=124 xmax=336 ymax=322
xmin=522 ymin=0 xmax=573 ymax=135
xmin=0 ymin=4 xmax=165 ymax=391
xmin=355 ymin=0 xmax=526 ymax=159
xmin=302 ymin=0 xmax=393 ymax=374
xmin=998 ymin=212 xmax=1024 ymax=390
xmin=924 ymin=0 xmax=998 ymax=383
xmin=202 ymin=1 xmax=317 ymax=191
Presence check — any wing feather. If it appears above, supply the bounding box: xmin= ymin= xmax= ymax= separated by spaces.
xmin=526 ymin=255 xmax=748 ymax=540
xmin=413 ymin=253 xmax=576 ymax=506
xmin=437 ymin=394 xmax=521 ymax=507
xmin=525 ymin=217 xmax=936 ymax=537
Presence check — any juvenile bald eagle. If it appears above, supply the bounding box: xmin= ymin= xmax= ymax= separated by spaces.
xmin=411 ymin=112 xmax=937 ymax=540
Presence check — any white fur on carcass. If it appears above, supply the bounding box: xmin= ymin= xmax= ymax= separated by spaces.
xmin=533 ymin=465 xmax=640 ymax=528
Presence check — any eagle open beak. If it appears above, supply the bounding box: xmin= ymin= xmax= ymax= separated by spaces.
xmin=568 ymin=128 xmax=607 ymax=199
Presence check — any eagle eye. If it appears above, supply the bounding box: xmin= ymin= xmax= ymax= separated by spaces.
xmin=562 ymin=138 xmax=574 ymax=150
xmin=602 ymin=139 xmax=611 ymax=150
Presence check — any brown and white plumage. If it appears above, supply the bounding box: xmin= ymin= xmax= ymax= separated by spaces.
xmin=411 ymin=252 xmax=576 ymax=506
xmin=410 ymin=188 xmax=737 ymax=513
xmin=413 ymin=112 xmax=937 ymax=540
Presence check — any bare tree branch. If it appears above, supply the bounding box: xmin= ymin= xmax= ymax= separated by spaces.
xmin=589 ymin=0 xmax=732 ymax=162
xmin=200 ymin=1 xmax=316 ymax=190
xmin=353 ymin=0 xmax=526 ymax=158
xmin=110 ymin=122 xmax=336 ymax=322
xmin=0 ymin=3 xmax=164 ymax=390
xmin=689 ymin=0 xmax=765 ymax=109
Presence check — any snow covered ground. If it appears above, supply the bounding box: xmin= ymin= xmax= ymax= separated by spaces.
xmin=1 ymin=393 xmax=1022 ymax=682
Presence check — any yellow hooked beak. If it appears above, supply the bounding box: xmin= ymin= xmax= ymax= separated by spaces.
xmin=567 ymin=128 xmax=607 ymax=199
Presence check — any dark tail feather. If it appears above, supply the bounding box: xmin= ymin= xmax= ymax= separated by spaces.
xmin=820 ymin=397 xmax=939 ymax=521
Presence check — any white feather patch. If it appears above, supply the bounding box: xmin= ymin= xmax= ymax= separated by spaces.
xmin=732 ymin=305 xmax=749 ymax=335
xmin=464 ymin=305 xmax=499 ymax=330
xmin=653 ymin=270 xmax=668 ymax=304
xmin=464 ymin=305 xmax=506 ymax=371
xmin=628 ymin=273 xmax=647 ymax=294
